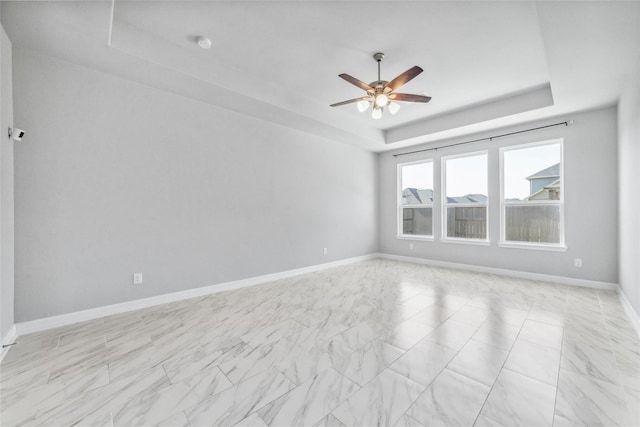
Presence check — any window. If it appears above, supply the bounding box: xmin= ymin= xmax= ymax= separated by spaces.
xmin=398 ymin=160 xmax=433 ymax=238
xmin=442 ymin=152 xmax=488 ymax=241
xmin=501 ymin=140 xmax=564 ymax=248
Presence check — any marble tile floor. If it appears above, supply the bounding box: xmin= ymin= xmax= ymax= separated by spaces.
xmin=1 ymin=258 xmax=639 ymax=426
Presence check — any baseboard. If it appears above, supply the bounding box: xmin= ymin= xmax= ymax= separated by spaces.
xmin=15 ymin=253 xmax=379 ymax=337
xmin=13 ymin=252 xmax=623 ymax=339
xmin=618 ymin=287 xmax=640 ymax=338
xmin=378 ymin=253 xmax=618 ymax=291
xmin=1 ymin=324 xmax=17 ymax=362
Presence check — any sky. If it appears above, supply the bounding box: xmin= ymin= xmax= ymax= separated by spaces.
xmin=503 ymin=143 xmax=560 ymax=200
xmin=445 ymin=154 xmax=487 ymax=197
xmin=402 ymin=162 xmax=434 ymax=191
xmin=401 ymin=143 xmax=560 ymax=200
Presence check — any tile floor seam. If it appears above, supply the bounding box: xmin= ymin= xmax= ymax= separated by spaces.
xmin=160 ymin=363 xmax=172 ymax=385
xmin=320 ymin=367 xmax=364 ymax=422
xmin=406 ymin=412 xmax=428 ymax=427
xmin=279 ymin=366 xmax=301 ymax=387
xmin=183 ymin=410 xmax=192 ymax=427
xmin=218 ymin=364 xmax=235 ymax=386
xmin=392 ymin=301 xmax=500 ymax=427
xmin=597 ymin=291 xmax=637 ymax=417
xmin=328 ymin=339 xmax=427 ymax=425
xmin=256 ymin=411 xmax=270 ymax=427
xmin=518 ymin=327 xmax=563 ymax=351
xmin=500 ymin=364 xmax=557 ymax=388
xmin=106 ymin=362 xmax=112 ymax=385
xmin=471 ymin=302 xmax=531 ymax=426
xmin=550 ymin=323 xmax=564 ymax=427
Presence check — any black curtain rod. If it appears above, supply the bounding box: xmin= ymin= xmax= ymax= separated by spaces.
xmin=392 ymin=121 xmax=570 ymax=158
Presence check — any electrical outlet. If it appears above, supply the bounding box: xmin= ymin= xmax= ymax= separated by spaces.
xmin=323 ymin=248 xmax=328 ymax=255
xmin=409 ymin=243 xmax=414 ymax=250
xmin=133 ymin=273 xmax=143 ymax=285
xmin=574 ymin=258 xmax=582 ymax=268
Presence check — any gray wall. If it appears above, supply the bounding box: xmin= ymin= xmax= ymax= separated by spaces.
xmin=618 ymin=62 xmax=640 ymax=315
xmin=380 ymin=107 xmax=618 ymax=284
xmin=8 ymin=47 xmax=633 ymax=324
xmin=0 ymin=19 xmax=15 ymax=340
xmin=12 ymin=49 xmax=378 ymax=322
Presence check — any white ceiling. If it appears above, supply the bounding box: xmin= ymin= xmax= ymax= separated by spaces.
xmin=1 ymin=1 xmax=639 ymax=152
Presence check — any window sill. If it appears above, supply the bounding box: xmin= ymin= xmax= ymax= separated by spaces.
xmin=439 ymin=238 xmax=490 ymax=246
xmin=498 ymin=242 xmax=568 ymax=252
xmin=396 ymin=235 xmax=434 ymax=242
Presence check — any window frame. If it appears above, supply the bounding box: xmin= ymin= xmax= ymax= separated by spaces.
xmin=441 ymin=150 xmax=490 ymax=245
xmin=397 ymin=159 xmax=435 ymax=241
xmin=499 ymin=139 xmax=567 ymax=251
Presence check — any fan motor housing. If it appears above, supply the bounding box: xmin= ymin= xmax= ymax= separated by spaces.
xmin=369 ymin=80 xmax=388 ymax=88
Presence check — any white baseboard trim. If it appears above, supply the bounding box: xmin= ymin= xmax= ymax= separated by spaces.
xmin=15 ymin=253 xmax=379 ymax=337
xmin=618 ymin=287 xmax=640 ymax=338
xmin=13 ymin=252 xmax=622 ymax=339
xmin=378 ymin=253 xmax=618 ymax=291
xmin=1 ymin=324 xmax=18 ymax=362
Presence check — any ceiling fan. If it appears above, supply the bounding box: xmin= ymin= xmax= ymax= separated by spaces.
xmin=330 ymin=52 xmax=432 ymax=119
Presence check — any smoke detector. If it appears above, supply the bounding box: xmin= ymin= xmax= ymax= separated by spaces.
xmin=196 ymin=36 xmax=212 ymax=49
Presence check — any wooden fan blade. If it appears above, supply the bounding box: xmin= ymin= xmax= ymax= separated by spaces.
xmin=390 ymin=93 xmax=432 ymax=103
xmin=385 ymin=66 xmax=423 ymax=91
xmin=339 ymin=74 xmax=374 ymax=92
xmin=330 ymin=96 xmax=370 ymax=107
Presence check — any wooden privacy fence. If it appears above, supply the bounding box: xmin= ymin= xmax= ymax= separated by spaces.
xmin=404 ymin=205 xmax=560 ymax=243
xmin=402 ymin=207 xmax=433 ymax=235
xmin=447 ymin=207 xmax=487 ymax=239
xmin=504 ymin=205 xmax=560 ymax=243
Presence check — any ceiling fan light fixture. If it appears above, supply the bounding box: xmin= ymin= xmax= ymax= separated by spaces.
xmin=357 ymin=100 xmax=370 ymax=112
xmin=375 ymin=94 xmax=388 ymax=107
xmin=330 ymin=52 xmax=431 ymax=119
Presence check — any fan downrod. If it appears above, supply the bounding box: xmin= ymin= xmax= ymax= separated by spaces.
xmin=372 ymin=52 xmax=386 ymax=86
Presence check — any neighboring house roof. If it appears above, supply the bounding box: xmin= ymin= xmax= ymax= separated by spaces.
xmin=525 ymin=179 xmax=561 ymax=200
xmin=446 ymin=194 xmax=487 ymax=204
xmin=403 ymin=189 xmax=488 ymax=204
xmin=543 ymin=179 xmax=560 ymax=189
xmin=402 ymin=188 xmax=434 ymax=204
xmin=526 ymin=163 xmax=560 ymax=180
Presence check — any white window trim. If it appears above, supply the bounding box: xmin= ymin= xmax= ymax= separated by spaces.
xmin=396 ymin=235 xmax=435 ymax=242
xmin=499 ymin=139 xmax=565 ymax=251
xmin=440 ymin=237 xmax=490 ymax=246
xmin=441 ymin=150 xmax=489 ymax=243
xmin=497 ymin=241 xmax=567 ymax=251
xmin=397 ymin=159 xmax=434 ymax=239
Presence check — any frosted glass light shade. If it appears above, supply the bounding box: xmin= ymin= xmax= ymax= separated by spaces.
xmin=388 ymin=102 xmax=400 ymax=115
xmin=372 ymin=107 xmax=382 ymax=119
xmin=375 ymin=94 xmax=388 ymax=107
xmin=357 ymin=100 xmax=370 ymax=112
